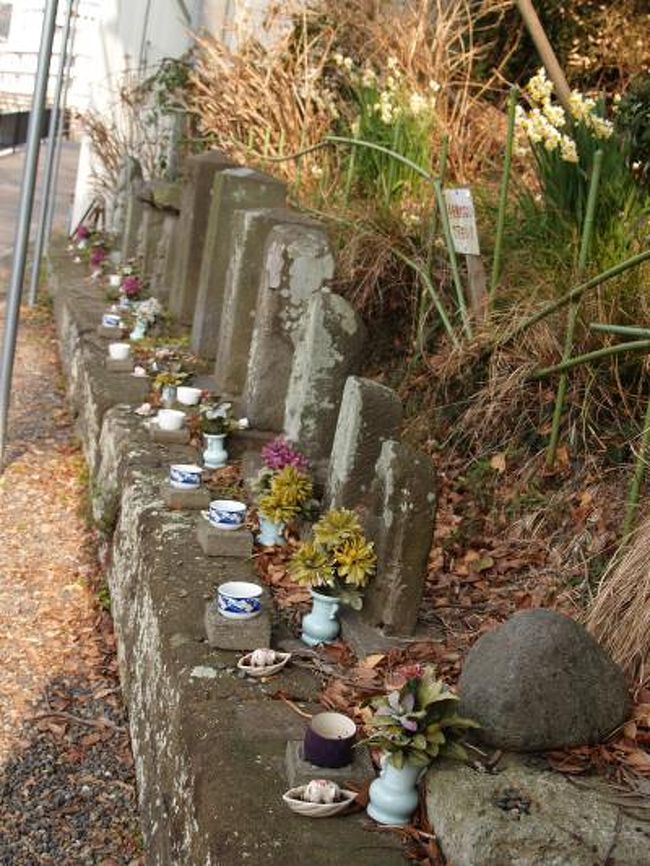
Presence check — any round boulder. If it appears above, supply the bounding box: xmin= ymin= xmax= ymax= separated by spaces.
xmin=458 ymin=609 xmax=630 ymax=751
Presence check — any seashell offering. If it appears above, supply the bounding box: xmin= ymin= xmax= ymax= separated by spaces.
xmin=304 ymin=779 xmax=341 ymax=804
xmin=250 ymin=648 xmax=277 ymax=667
xmin=237 ymin=650 xmax=291 ymax=677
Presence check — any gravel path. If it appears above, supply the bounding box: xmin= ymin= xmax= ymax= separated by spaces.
xmin=0 ymin=301 xmax=142 ymax=865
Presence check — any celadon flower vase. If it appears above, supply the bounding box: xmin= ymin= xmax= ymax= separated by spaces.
xmin=301 ymin=590 xmax=340 ymax=646
xmin=203 ymin=433 xmax=228 ymax=469
xmin=367 ymin=759 xmax=423 ymax=826
xmin=257 ymin=515 xmax=285 ymax=546
xmin=130 ymin=319 xmax=147 ymax=341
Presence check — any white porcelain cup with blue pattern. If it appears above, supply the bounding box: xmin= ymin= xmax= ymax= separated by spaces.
xmin=102 ymin=313 xmax=122 ymax=328
xmin=217 ymin=581 xmax=263 ymax=619
xmin=208 ymin=499 xmax=247 ymax=529
xmin=169 ymin=464 xmax=203 ymax=490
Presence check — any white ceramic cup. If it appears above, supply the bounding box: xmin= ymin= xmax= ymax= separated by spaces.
xmin=108 ymin=274 xmax=122 ymax=288
xmin=157 ymin=409 xmax=186 ymax=431
xmin=176 ymin=386 xmax=203 ymax=406
xmin=108 ymin=342 xmax=131 ymax=361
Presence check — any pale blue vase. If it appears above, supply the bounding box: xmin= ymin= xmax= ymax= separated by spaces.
xmin=203 ymin=434 xmax=228 ymax=469
xmin=301 ymin=590 xmax=340 ymax=646
xmin=130 ymin=319 xmax=147 ymax=341
xmin=256 ymin=515 xmax=285 ymax=546
xmin=367 ymin=759 xmax=424 ymax=826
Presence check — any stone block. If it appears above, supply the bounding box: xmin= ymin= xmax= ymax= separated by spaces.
xmin=168 ymin=151 xmax=236 ymax=325
xmin=151 ymin=211 xmax=180 ymax=301
xmin=458 ymin=610 xmax=631 ymax=751
xmin=97 ymin=325 xmax=127 ymax=339
xmin=244 ymin=222 xmax=335 ymax=432
xmin=163 ymin=486 xmax=211 ymax=510
xmin=191 ymin=167 xmax=287 ymax=356
xmin=105 ymin=357 xmax=134 ymax=373
xmin=285 ymin=740 xmax=375 ymax=788
xmin=326 ymin=376 xmax=403 ymax=509
xmin=204 ymin=601 xmax=271 ymax=651
xmin=110 ymin=156 xmax=142 ymax=238
xmin=121 ymin=183 xmax=145 ymax=261
xmin=149 ymin=425 xmax=190 ymax=445
xmin=283 ymin=293 xmax=366 ymax=480
xmin=150 ymin=180 xmax=183 ymax=212
xmin=362 ymin=440 xmax=437 ymax=635
xmin=197 ymin=518 xmax=254 ymax=558
xmin=138 ymin=202 xmax=166 ymax=281
xmin=214 ymin=207 xmax=315 ymax=396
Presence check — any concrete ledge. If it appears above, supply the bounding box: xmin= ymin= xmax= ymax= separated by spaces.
xmin=50 ymin=250 xmax=402 ymax=866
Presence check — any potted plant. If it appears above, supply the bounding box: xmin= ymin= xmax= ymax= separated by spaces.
xmin=288 ymin=508 xmax=376 ymax=645
xmin=359 ymin=664 xmax=478 ymax=826
xmin=256 ymin=465 xmax=314 ymax=546
xmin=199 ymin=400 xmax=246 ymax=468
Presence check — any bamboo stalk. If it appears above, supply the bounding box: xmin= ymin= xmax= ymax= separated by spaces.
xmin=489 ymin=87 xmax=518 ymax=306
xmin=433 ymin=178 xmax=473 ymax=339
xmin=504 ymin=248 xmax=650 ymax=343
xmin=623 ymin=393 xmax=650 ymax=538
xmin=515 ymin=0 xmax=572 ymax=112
xmin=546 ymin=149 xmax=603 ymax=467
xmin=589 ymin=323 xmax=650 ymax=339
xmin=533 ymin=340 xmax=650 ymax=379
xmin=392 ymin=247 xmax=460 ymax=348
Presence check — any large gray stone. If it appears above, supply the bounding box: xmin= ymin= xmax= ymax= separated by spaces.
xmin=283 ymin=293 xmax=366 ymax=479
xmin=121 ymin=176 xmax=145 ymax=262
xmin=426 ymin=757 xmax=649 ymax=866
xmin=459 ymin=609 xmax=631 ymax=751
xmin=138 ymin=201 xmax=166 ymax=282
xmin=244 ymin=222 xmax=335 ymax=431
xmin=213 ymin=207 xmax=315 ymax=396
xmin=191 ymin=167 xmax=286 ymax=357
xmin=326 ymin=376 xmax=403 ymax=509
xmin=150 ymin=211 xmax=180 ymax=301
xmin=168 ymin=150 xmax=235 ymax=325
xmin=362 ymin=440 xmax=437 ymax=635
xmin=111 ymin=156 xmax=142 ymax=238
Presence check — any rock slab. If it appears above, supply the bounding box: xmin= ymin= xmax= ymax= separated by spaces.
xmin=204 ymin=602 xmax=271 ymax=651
xmin=459 ymin=609 xmax=631 ymax=751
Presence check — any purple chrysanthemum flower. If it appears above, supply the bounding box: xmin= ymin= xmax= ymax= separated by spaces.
xmin=121 ymin=275 xmax=141 ymax=299
xmin=75 ymin=225 xmax=90 ymax=241
xmin=261 ymin=436 xmax=309 ymax=471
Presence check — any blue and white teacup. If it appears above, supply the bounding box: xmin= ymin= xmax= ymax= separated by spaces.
xmin=169 ymin=464 xmax=203 ymax=490
xmin=102 ymin=312 xmax=122 ymax=328
xmin=217 ymin=581 xmax=263 ymax=620
xmin=208 ymin=499 xmax=247 ymax=529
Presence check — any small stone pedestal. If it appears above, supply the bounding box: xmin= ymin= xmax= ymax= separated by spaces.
xmin=204 ymin=602 xmax=271 ymax=651
xmin=162 ymin=486 xmax=210 ymax=510
xmin=285 ymin=740 xmax=374 ymax=787
xmin=97 ymin=325 xmax=126 ymax=339
xmin=197 ymin=518 xmax=253 ymax=558
xmin=148 ymin=425 xmax=190 ymax=445
xmin=105 ymin=357 xmax=133 ymax=373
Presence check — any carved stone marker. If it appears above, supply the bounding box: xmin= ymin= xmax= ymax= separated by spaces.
xmin=244 ymin=222 xmax=335 ymax=432
xmin=325 ymin=376 xmax=403 ymax=510
xmin=362 ymin=440 xmax=437 ymax=635
xmin=168 ymin=151 xmax=235 ymax=324
xmin=214 ymin=208 xmax=315 ymax=397
xmin=191 ymin=167 xmax=286 ymax=357
xmin=283 ymin=293 xmax=366 ymax=479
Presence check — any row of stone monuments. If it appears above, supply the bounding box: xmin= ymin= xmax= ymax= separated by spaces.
xmin=116 ymin=150 xmax=437 ymax=637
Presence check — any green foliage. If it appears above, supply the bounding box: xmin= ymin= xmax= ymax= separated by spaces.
xmin=359 ymin=665 xmax=479 ymax=768
xmin=257 ymin=466 xmax=314 ymax=524
xmin=288 ymin=508 xmax=376 ymax=608
xmin=616 ymin=74 xmax=650 ymax=191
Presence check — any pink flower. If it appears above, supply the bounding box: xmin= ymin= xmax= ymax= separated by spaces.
xmin=121 ymin=275 xmax=141 ymax=299
xmin=75 ymin=225 xmax=90 ymax=241
xmin=262 ymin=436 xmax=309 ymax=471
xmin=90 ymin=247 xmax=107 ymax=267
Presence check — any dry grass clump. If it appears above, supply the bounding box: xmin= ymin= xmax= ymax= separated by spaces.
xmin=587 ymin=522 xmax=650 ymax=686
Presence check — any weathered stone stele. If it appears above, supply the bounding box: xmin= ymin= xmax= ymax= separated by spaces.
xmin=137 ymin=201 xmax=165 ymax=281
xmin=325 ymin=376 xmax=403 ymax=509
xmin=458 ymin=609 xmax=631 ymax=751
xmin=151 ymin=211 xmax=180 ymax=301
xmin=111 ymin=156 xmax=142 ymax=238
xmin=283 ymin=293 xmax=366 ymax=478
xmin=244 ymin=222 xmax=335 ymax=431
xmin=121 ymin=181 xmax=145 ymax=262
xmin=214 ymin=207 xmax=316 ymax=396
xmin=362 ymin=439 xmax=437 ymax=635
xmin=168 ymin=150 xmax=235 ymax=324
xmin=191 ymin=167 xmax=286 ymax=357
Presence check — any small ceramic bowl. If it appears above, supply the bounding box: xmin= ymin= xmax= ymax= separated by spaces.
xmin=157 ymin=409 xmax=186 ymax=431
xmin=108 ymin=273 xmax=122 ymax=288
xmin=303 ymin=712 xmax=357 ymax=768
xmin=217 ymin=581 xmax=263 ymax=620
xmin=101 ymin=313 xmax=122 ymax=328
xmin=176 ymin=386 xmax=203 ymax=406
xmin=208 ymin=499 xmax=247 ymax=529
xmin=282 ymin=786 xmax=356 ymax=818
xmin=108 ymin=342 xmax=131 ymax=361
xmin=237 ymin=650 xmax=291 ymax=677
xmin=169 ymin=464 xmax=203 ymax=490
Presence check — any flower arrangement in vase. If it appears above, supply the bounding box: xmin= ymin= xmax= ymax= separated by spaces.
xmin=253 ymin=437 xmax=313 ymax=545
xmin=288 ymin=508 xmax=376 ymax=645
xmin=359 ymin=664 xmax=478 ymax=826
xmin=153 ymin=370 xmax=188 ymax=407
xmin=199 ymin=400 xmax=248 ymax=468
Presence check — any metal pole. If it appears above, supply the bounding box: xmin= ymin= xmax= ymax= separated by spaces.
xmin=0 ymin=0 xmax=60 ymax=466
xmin=44 ymin=0 xmax=80 ymax=256
xmin=28 ymin=0 xmax=75 ymax=305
